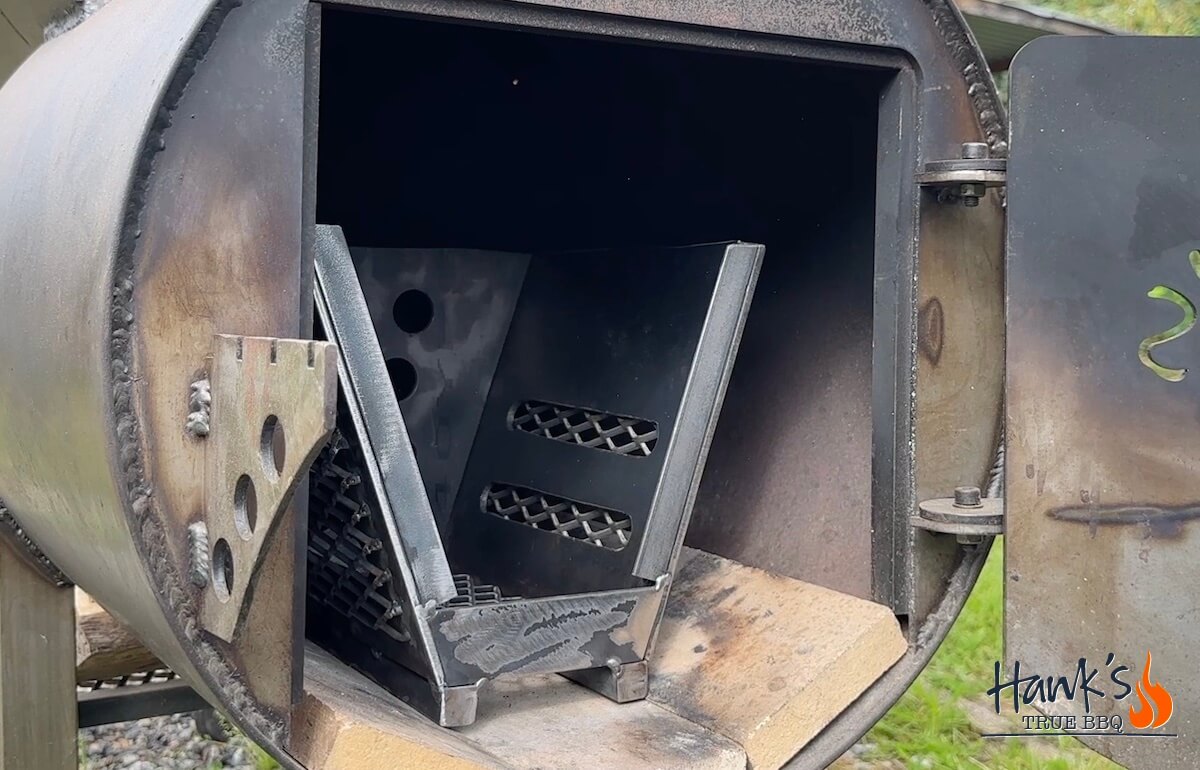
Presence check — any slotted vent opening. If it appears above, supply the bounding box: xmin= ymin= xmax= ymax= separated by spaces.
xmin=510 ymin=400 xmax=658 ymax=457
xmin=482 ymin=483 xmax=632 ymax=551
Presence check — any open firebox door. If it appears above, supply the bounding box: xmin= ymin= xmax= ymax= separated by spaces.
xmin=1006 ymin=37 xmax=1200 ymax=770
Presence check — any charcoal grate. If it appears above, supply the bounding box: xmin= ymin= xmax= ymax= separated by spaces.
xmin=307 ymin=422 xmax=513 ymax=636
xmin=443 ymin=573 xmax=508 ymax=607
xmin=306 ymin=428 xmax=409 ymax=642
xmin=482 ymin=483 xmax=632 ymax=551
xmin=79 ymin=668 xmax=177 ymax=692
xmin=510 ymin=400 xmax=657 ymax=457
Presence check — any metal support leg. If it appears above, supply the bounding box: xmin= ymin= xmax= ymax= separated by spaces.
xmin=564 ymin=659 xmax=649 ymax=704
xmin=0 ymin=539 xmax=76 ymax=770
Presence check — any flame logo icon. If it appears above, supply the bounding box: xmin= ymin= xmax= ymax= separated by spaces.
xmin=1128 ymin=651 xmax=1173 ymax=729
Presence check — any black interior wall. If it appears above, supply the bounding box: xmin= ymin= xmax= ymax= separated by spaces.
xmin=317 ymin=8 xmax=884 ymax=252
xmin=316 ymin=7 xmax=886 ymax=598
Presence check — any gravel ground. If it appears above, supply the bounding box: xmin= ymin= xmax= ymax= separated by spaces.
xmin=80 ymin=714 xmax=262 ymax=770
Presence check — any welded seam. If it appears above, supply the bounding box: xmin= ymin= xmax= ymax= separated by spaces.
xmin=0 ymin=503 xmax=72 ymax=587
xmin=923 ymin=0 xmax=1008 ymax=158
xmin=106 ymin=0 xmax=295 ymax=752
xmin=44 ymin=0 xmax=113 ymax=41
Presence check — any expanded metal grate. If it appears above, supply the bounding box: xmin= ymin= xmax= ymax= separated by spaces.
xmin=308 ymin=422 xmax=513 ymax=636
xmin=444 ymin=573 xmax=508 ymax=607
xmin=482 ymin=483 xmax=632 ymax=551
xmin=307 ymin=428 xmax=409 ymax=642
xmin=78 ymin=668 xmax=177 ymax=692
xmin=510 ymin=400 xmax=658 ymax=457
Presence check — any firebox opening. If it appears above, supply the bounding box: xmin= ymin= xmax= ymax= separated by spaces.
xmin=315 ymin=8 xmax=888 ymax=601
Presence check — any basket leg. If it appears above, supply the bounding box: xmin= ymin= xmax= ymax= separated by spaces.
xmin=564 ymin=659 xmax=649 ymax=704
xmin=0 ymin=539 xmax=76 ymax=770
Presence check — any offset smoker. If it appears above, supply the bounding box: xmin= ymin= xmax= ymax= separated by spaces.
xmin=0 ymin=0 xmax=1010 ymax=768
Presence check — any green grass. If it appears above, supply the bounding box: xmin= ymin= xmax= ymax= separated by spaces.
xmin=248 ymin=742 xmax=280 ymax=770
xmin=1037 ymin=0 xmax=1200 ymax=36
xmin=859 ymin=541 xmax=1121 ymax=769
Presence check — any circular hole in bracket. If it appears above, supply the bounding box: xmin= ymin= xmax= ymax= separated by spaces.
xmin=260 ymin=415 xmax=286 ymax=480
xmin=392 ymin=289 xmax=434 ymax=334
xmin=386 ymin=357 xmax=418 ymax=401
xmin=234 ymin=474 xmax=257 ymax=540
xmin=212 ymin=538 xmax=234 ymax=603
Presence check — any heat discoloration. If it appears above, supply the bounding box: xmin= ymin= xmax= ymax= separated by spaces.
xmin=918 ymin=297 xmax=945 ymax=365
xmin=1 ymin=0 xmax=1010 ymax=764
xmin=649 ymin=549 xmax=906 ymax=770
xmin=122 ymin=0 xmax=309 ymax=742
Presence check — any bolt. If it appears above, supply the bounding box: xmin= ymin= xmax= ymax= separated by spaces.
xmin=961 ymin=141 xmax=990 ymax=160
xmin=960 ymin=182 xmax=986 ymax=207
xmin=953 ymin=486 xmax=982 ymax=508
xmin=959 ymin=143 xmax=990 ymax=207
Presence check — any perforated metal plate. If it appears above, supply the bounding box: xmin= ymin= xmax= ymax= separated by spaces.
xmin=349 ymin=248 xmax=529 ymax=528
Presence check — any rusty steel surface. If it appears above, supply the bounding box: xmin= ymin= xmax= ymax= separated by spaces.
xmin=0 ymin=0 xmax=309 ymax=764
xmin=201 ymin=335 xmax=336 ymax=642
xmin=1007 ymin=37 xmax=1200 ymax=769
xmin=0 ymin=0 xmax=227 ymax=707
xmin=0 ymin=0 xmax=1006 ymax=766
xmin=131 ymin=0 xmax=311 ymax=735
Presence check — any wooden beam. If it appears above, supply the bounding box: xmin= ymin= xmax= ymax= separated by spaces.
xmin=461 ymin=674 xmax=745 ymax=769
xmin=75 ymin=590 xmax=161 ymax=683
xmin=0 ymin=539 xmax=76 ymax=770
xmin=294 ymin=547 xmax=906 ymax=770
xmin=58 ymin=549 xmax=906 ymax=769
xmin=293 ymin=645 xmax=509 ymax=770
xmin=648 ymin=548 xmax=908 ymax=770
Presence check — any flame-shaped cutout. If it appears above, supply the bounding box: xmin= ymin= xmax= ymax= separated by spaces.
xmin=1128 ymin=651 xmax=1174 ymax=729
xmin=1138 ymin=250 xmax=1200 ymax=382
